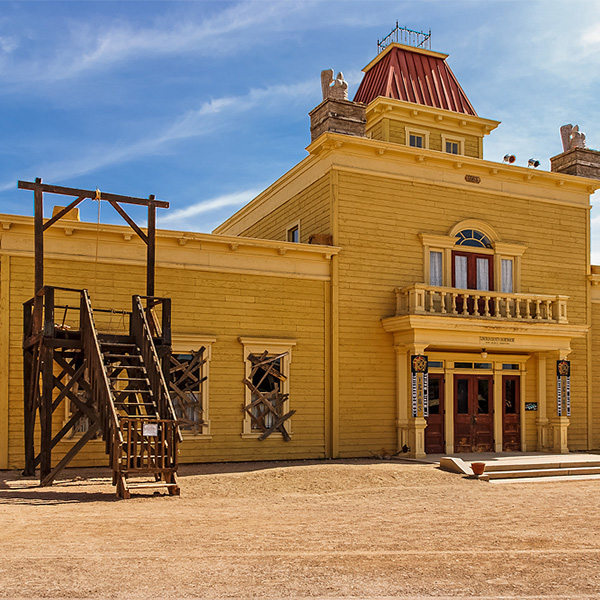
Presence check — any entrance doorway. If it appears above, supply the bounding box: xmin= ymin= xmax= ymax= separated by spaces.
xmin=425 ymin=374 xmax=444 ymax=454
xmin=454 ymin=374 xmax=493 ymax=452
xmin=502 ymin=375 xmax=521 ymax=451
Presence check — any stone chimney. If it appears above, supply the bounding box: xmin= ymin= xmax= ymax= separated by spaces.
xmin=309 ymin=98 xmax=366 ymax=142
xmin=550 ymin=124 xmax=600 ymax=180
xmin=550 ymin=147 xmax=600 ymax=180
xmin=309 ymin=69 xmax=366 ymax=142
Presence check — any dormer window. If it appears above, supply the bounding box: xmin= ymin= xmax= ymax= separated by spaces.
xmin=409 ymin=134 xmax=424 ymax=148
xmin=446 ymin=141 xmax=459 ymax=154
xmin=442 ymin=134 xmax=465 ymax=156
xmin=405 ymin=127 xmax=430 ymax=150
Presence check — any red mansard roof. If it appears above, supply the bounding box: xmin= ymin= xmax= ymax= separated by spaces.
xmin=353 ymin=44 xmax=477 ymax=116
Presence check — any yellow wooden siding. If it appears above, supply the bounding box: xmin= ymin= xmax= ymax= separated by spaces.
xmin=6 ymin=255 xmax=327 ymax=468
xmin=591 ymin=302 xmax=600 ymax=448
xmin=334 ymin=170 xmax=590 ymax=455
xmin=240 ymin=174 xmax=331 ymax=242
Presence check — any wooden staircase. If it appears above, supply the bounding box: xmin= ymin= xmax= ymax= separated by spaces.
xmin=99 ymin=335 xmax=180 ymax=498
xmin=23 ymin=286 xmax=181 ymax=499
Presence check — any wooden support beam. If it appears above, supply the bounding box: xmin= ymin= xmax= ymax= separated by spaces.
xmin=40 ymin=421 xmax=100 ymax=486
xmin=18 ymin=180 xmax=169 ymax=209
xmin=42 ymin=196 xmax=85 ymax=231
xmin=107 ymin=200 xmax=148 ymax=244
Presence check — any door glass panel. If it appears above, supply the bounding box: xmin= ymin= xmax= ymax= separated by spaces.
xmin=476 ymin=258 xmax=490 ymax=291
xmin=505 ymin=379 xmax=517 ymax=414
xmin=457 ymin=379 xmax=469 ymax=414
xmin=454 ymin=255 xmax=467 ymax=289
xmin=477 ymin=379 xmax=490 ymax=414
xmin=429 ymin=378 xmax=440 ymax=415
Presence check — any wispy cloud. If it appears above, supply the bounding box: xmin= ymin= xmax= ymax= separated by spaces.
xmin=159 ymin=188 xmax=261 ymax=230
xmin=0 ymin=1 xmax=315 ymax=85
xmin=0 ymin=78 xmax=315 ymax=193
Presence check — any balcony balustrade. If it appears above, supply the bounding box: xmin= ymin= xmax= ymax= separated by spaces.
xmin=395 ymin=284 xmax=568 ymax=323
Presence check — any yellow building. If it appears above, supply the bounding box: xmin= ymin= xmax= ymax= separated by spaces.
xmin=1 ymin=40 xmax=600 ymax=473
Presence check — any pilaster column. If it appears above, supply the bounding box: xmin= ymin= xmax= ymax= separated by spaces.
xmin=444 ymin=364 xmax=454 ymax=454
xmin=395 ymin=344 xmax=428 ymax=458
xmin=536 ymin=352 xmax=550 ymax=451
xmin=550 ymin=349 xmax=571 ymax=454
xmin=520 ymin=365 xmax=527 ymax=452
xmin=493 ymin=363 xmax=503 ymax=452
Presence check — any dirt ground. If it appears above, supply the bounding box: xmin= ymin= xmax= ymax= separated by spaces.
xmin=1 ymin=459 xmax=599 ymax=600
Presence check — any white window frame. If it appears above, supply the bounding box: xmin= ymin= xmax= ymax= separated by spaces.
xmin=171 ymin=334 xmax=216 ymax=437
xmin=286 ymin=221 xmax=301 ymax=243
xmin=405 ymin=127 xmax=430 ymax=150
xmin=239 ymin=337 xmax=296 ymax=438
xmin=441 ymin=134 xmax=465 ymax=156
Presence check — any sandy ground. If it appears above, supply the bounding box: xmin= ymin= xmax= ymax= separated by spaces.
xmin=1 ymin=458 xmax=600 ymax=600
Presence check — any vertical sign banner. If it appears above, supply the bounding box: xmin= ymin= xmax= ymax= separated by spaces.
xmin=411 ymin=355 xmax=429 ymax=418
xmin=557 ymin=360 xmax=571 ymax=417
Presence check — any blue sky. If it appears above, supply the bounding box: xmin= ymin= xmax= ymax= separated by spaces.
xmin=1 ymin=0 xmax=600 ymax=257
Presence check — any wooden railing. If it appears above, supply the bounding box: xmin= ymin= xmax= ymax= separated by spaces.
xmin=80 ymin=290 xmax=124 ymax=469
xmin=395 ymin=284 xmax=569 ymax=323
xmin=119 ymin=418 xmax=179 ymax=474
xmin=131 ymin=295 xmax=182 ymax=442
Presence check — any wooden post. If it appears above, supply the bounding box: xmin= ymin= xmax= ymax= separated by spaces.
xmin=33 ymin=178 xmax=43 ymax=332
xmin=147 ymin=196 xmax=156 ymax=298
xmin=39 ymin=343 xmax=53 ymax=482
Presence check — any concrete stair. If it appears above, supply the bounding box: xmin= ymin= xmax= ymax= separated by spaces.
xmin=439 ymin=453 xmax=600 ymax=483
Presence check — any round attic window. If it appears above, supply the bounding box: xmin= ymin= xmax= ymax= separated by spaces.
xmin=455 ymin=229 xmax=492 ymax=248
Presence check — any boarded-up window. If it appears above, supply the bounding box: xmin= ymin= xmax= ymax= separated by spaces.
xmin=169 ymin=348 xmax=207 ymax=434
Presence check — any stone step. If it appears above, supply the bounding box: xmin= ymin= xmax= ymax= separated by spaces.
xmin=482 ymin=460 xmax=600 ymax=472
xmin=480 ymin=465 xmax=600 ymax=480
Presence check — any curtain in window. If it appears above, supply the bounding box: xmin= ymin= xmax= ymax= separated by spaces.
xmin=430 ymin=251 xmax=442 ymax=286
xmin=501 ymin=259 xmax=513 ymax=293
xmin=476 ymin=258 xmax=489 ymax=291
xmin=454 ymin=255 xmax=467 ymax=289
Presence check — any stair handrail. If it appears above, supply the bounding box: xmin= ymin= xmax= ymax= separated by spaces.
xmin=80 ymin=290 xmax=123 ymax=452
xmin=131 ymin=295 xmax=183 ymax=442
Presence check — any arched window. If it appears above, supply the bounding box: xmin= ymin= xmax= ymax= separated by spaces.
xmin=455 ymin=229 xmax=492 ymax=249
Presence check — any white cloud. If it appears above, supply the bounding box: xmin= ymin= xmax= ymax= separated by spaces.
xmin=0 ymin=35 xmax=17 ymax=54
xmin=0 ymin=78 xmax=314 ymax=193
xmin=159 ymin=188 xmax=261 ymax=229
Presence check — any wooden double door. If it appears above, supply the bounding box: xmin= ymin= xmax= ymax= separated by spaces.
xmin=454 ymin=374 xmax=494 ymax=453
xmin=424 ymin=373 xmax=521 ymax=454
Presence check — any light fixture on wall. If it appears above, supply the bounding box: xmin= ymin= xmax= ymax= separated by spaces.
xmin=480 ymin=348 xmax=488 ymax=359
xmin=528 ymin=158 xmax=541 ymax=168
xmin=503 ymin=154 xmax=516 ymax=164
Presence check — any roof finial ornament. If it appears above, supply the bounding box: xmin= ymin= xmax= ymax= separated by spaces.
xmin=321 ymin=69 xmax=348 ymax=101
xmin=560 ymin=124 xmax=587 ymax=151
